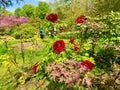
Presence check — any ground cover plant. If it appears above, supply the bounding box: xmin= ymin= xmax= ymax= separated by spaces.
xmin=0 ymin=1 xmax=120 ymax=90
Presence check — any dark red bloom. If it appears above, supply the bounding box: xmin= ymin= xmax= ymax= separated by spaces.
xmin=80 ymin=60 xmax=93 ymax=72
xmin=75 ymin=15 xmax=86 ymax=24
xmin=32 ymin=63 xmax=38 ymax=74
xmin=53 ymin=40 xmax=65 ymax=54
xmin=59 ymin=27 xmax=63 ymax=32
xmin=74 ymin=44 xmax=79 ymax=52
xmin=46 ymin=13 xmax=58 ymax=23
xmin=69 ymin=38 xmax=75 ymax=44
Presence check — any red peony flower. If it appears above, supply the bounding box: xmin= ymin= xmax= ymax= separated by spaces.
xmin=75 ymin=15 xmax=86 ymax=24
xmin=69 ymin=38 xmax=75 ymax=44
xmin=74 ymin=44 xmax=79 ymax=52
xmin=32 ymin=63 xmax=38 ymax=74
xmin=80 ymin=60 xmax=93 ymax=72
xmin=46 ymin=13 xmax=58 ymax=23
xmin=59 ymin=27 xmax=63 ymax=32
xmin=53 ymin=40 xmax=65 ymax=54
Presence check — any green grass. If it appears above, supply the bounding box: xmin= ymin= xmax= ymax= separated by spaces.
xmin=0 ymin=39 xmax=48 ymax=90
xmin=0 ymin=38 xmax=53 ymax=80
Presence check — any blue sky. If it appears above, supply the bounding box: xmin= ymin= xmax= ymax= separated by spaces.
xmin=6 ymin=0 xmax=54 ymax=12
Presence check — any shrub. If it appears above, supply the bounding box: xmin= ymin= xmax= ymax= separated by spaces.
xmin=11 ymin=23 xmax=38 ymax=39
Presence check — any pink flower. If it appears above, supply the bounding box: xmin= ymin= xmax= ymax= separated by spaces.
xmin=0 ymin=15 xmax=28 ymax=28
xmin=10 ymin=16 xmax=19 ymax=22
xmin=50 ymin=71 xmax=61 ymax=80
xmin=20 ymin=17 xmax=29 ymax=24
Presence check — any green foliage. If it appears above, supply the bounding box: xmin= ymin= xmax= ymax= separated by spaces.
xmin=14 ymin=2 xmax=51 ymax=19
xmin=14 ymin=7 xmax=23 ymax=17
xmin=0 ymin=0 xmax=120 ymax=89
xmin=11 ymin=23 xmax=38 ymax=39
xmin=100 ymin=11 xmax=120 ymax=45
xmin=53 ymin=0 xmax=93 ymax=31
xmin=57 ymin=31 xmax=80 ymax=39
xmin=35 ymin=2 xmax=51 ymax=19
xmin=93 ymin=0 xmax=120 ymax=15
xmin=0 ymin=7 xmax=12 ymax=16
xmin=22 ymin=4 xmax=35 ymax=17
xmin=14 ymin=4 xmax=35 ymax=17
xmin=38 ymin=20 xmax=67 ymax=37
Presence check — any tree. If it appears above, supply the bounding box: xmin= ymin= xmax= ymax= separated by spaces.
xmin=51 ymin=0 xmax=92 ymax=31
xmin=0 ymin=7 xmax=12 ymax=16
xmin=22 ymin=4 xmax=35 ymax=18
xmin=93 ymin=0 xmax=120 ymax=15
xmin=0 ymin=14 xmax=28 ymax=35
xmin=35 ymin=2 xmax=51 ymax=19
xmin=49 ymin=0 xmax=67 ymax=20
xmin=14 ymin=7 xmax=23 ymax=17
xmin=59 ymin=0 xmax=120 ymax=16
xmin=14 ymin=4 xmax=35 ymax=17
xmin=0 ymin=0 xmax=23 ymax=8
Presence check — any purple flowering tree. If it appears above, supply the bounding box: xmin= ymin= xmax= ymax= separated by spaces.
xmin=0 ymin=14 xmax=28 ymax=28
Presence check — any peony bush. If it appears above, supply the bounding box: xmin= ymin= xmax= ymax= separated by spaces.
xmin=32 ymin=12 xmax=120 ymax=89
xmin=32 ymin=37 xmax=95 ymax=89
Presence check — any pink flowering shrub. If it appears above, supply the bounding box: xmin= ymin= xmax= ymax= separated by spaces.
xmin=46 ymin=59 xmax=93 ymax=87
xmin=0 ymin=14 xmax=28 ymax=28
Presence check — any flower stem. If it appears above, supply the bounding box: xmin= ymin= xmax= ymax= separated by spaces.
xmin=20 ymin=34 xmax=25 ymax=74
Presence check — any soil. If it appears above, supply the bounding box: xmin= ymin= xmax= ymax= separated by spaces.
xmin=11 ymin=42 xmax=44 ymax=52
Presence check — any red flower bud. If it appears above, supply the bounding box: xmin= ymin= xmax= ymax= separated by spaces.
xmin=74 ymin=44 xmax=79 ymax=52
xmin=32 ymin=63 xmax=38 ymax=74
xmin=59 ymin=27 xmax=63 ymax=32
xmin=69 ymin=38 xmax=75 ymax=44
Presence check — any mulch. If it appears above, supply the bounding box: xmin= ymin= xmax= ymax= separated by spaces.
xmin=11 ymin=42 xmax=44 ymax=52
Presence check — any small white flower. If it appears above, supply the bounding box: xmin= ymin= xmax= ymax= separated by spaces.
xmin=54 ymin=28 xmax=57 ymax=31
xmin=48 ymin=32 xmax=51 ymax=35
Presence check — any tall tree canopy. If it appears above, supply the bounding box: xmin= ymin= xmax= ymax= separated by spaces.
xmin=35 ymin=2 xmax=51 ymax=19
xmin=53 ymin=0 xmax=120 ymax=16
xmin=0 ymin=7 xmax=12 ymax=16
xmin=14 ymin=7 xmax=23 ymax=17
xmin=22 ymin=4 xmax=35 ymax=17
xmin=93 ymin=0 xmax=120 ymax=15
xmin=14 ymin=2 xmax=51 ymax=19
xmin=0 ymin=0 xmax=23 ymax=8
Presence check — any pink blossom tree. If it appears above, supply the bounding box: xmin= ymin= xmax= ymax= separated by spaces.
xmin=0 ymin=14 xmax=28 ymax=29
